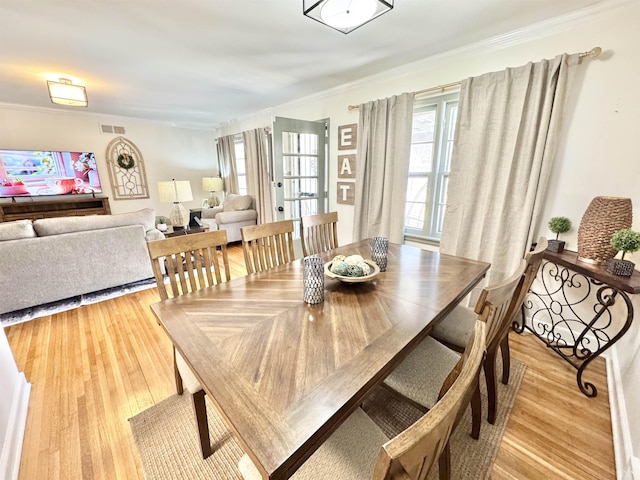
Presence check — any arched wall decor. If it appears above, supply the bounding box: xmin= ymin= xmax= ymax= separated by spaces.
xmin=105 ymin=137 xmax=149 ymax=200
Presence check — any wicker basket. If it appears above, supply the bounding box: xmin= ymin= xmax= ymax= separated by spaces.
xmin=577 ymin=196 xmax=632 ymax=264
xmin=607 ymin=259 xmax=635 ymax=277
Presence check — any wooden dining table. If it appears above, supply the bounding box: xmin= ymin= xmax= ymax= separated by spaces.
xmin=151 ymin=239 xmax=490 ymax=479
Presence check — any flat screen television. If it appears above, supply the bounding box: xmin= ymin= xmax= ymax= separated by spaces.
xmin=0 ymin=150 xmax=103 ymax=197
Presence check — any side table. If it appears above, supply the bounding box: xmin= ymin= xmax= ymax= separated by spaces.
xmin=163 ymin=225 xmax=210 ymax=238
xmin=516 ymin=248 xmax=639 ymax=397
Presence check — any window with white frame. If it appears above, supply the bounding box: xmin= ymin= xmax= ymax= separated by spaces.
xmin=404 ymin=93 xmax=458 ymax=242
xmin=234 ymin=134 xmax=247 ymax=195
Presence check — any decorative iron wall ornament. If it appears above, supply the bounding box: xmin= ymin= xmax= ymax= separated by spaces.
xmin=516 ymin=258 xmax=634 ymax=397
xmin=105 ymin=137 xmax=149 ymax=200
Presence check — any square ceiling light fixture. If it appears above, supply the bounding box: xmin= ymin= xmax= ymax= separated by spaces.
xmin=47 ymin=78 xmax=88 ymax=107
xmin=303 ymin=0 xmax=393 ymax=34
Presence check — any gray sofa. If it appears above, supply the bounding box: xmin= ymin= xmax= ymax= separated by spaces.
xmin=0 ymin=208 xmax=163 ymax=315
xmin=200 ymin=194 xmax=257 ymax=243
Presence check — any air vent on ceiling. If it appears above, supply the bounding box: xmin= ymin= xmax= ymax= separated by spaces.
xmin=100 ymin=124 xmax=126 ymax=135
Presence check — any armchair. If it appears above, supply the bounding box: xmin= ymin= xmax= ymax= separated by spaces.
xmin=200 ymin=193 xmax=257 ymax=243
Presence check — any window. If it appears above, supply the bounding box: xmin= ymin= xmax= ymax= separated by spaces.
xmin=234 ymin=134 xmax=247 ymax=195
xmin=404 ymin=93 xmax=458 ymax=242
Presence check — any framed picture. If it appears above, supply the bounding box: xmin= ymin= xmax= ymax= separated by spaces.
xmin=202 ymin=199 xmax=210 ymax=208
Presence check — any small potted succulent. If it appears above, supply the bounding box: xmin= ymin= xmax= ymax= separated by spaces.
xmin=157 ymin=216 xmax=168 ymax=232
xmin=607 ymin=228 xmax=640 ymax=276
xmin=547 ymin=216 xmax=572 ymax=253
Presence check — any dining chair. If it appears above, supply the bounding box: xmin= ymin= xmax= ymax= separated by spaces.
xmin=384 ymin=258 xmax=526 ymax=436
xmin=241 ymin=219 xmax=296 ymax=274
xmin=238 ymin=321 xmax=486 ymax=480
xmin=147 ymin=229 xmax=231 ymax=459
xmin=300 ymin=211 xmax=339 ymax=257
xmin=429 ymin=237 xmax=547 ymax=423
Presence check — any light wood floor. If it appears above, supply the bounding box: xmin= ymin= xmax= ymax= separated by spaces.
xmin=6 ymin=244 xmax=615 ymax=480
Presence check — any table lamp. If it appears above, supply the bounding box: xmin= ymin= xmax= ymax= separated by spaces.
xmin=158 ymin=179 xmax=193 ymax=229
xmin=202 ymin=177 xmax=224 ymax=207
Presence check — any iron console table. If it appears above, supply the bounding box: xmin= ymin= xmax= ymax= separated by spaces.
xmin=515 ymin=248 xmax=639 ymax=397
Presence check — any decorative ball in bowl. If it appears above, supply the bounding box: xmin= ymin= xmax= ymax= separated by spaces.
xmin=324 ymin=254 xmax=380 ymax=283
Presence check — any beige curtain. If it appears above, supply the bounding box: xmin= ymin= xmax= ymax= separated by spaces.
xmin=441 ymin=53 xmax=580 ymax=288
xmin=243 ymin=128 xmax=273 ymax=224
xmin=353 ymin=92 xmax=415 ymax=243
xmin=217 ymin=134 xmax=239 ymax=194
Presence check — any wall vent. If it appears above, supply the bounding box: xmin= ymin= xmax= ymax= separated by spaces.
xmin=100 ymin=124 xmax=126 ymax=135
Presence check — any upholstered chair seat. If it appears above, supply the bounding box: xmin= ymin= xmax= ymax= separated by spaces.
xmin=383 ymin=336 xmax=462 ymax=409
xmin=238 ymin=408 xmax=387 ymax=480
xmin=429 ymin=306 xmax=476 ymax=350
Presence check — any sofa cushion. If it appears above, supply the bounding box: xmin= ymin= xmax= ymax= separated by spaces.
xmin=223 ymin=194 xmax=253 ymax=212
xmin=33 ymin=208 xmax=156 ymax=237
xmin=0 ymin=219 xmax=36 ymax=241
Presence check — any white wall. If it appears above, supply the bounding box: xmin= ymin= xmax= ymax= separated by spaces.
xmin=0 ymin=105 xmax=219 ymax=216
xmin=218 ymin=0 xmax=640 ymax=476
xmin=0 ymin=326 xmax=30 ymax=480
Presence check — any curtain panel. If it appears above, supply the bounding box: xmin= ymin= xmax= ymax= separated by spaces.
xmin=243 ymin=128 xmax=273 ymax=224
xmin=217 ymin=134 xmax=239 ymax=195
xmin=353 ymin=92 xmax=415 ymax=244
xmin=441 ymin=53 xmax=580 ymax=289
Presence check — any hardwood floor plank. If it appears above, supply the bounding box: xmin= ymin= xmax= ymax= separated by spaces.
xmin=6 ymin=244 xmax=616 ymax=479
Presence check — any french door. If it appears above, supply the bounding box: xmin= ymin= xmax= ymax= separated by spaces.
xmin=272 ymin=116 xmax=328 ymax=238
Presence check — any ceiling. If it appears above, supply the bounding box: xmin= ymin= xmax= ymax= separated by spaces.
xmin=0 ymin=0 xmax=605 ymax=129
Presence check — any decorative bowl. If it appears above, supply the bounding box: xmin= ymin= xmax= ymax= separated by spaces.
xmin=0 ymin=185 xmax=29 ymax=196
xmin=324 ymin=259 xmax=380 ymax=283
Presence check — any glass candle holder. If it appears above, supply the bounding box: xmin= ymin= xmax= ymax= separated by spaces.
xmin=371 ymin=237 xmax=389 ymax=272
xmin=303 ymin=256 xmax=325 ymax=304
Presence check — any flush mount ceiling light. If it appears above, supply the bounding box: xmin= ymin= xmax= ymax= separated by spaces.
xmin=303 ymin=0 xmax=393 ymax=34
xmin=46 ymin=78 xmax=88 ymax=107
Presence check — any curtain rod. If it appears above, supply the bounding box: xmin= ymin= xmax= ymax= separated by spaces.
xmin=347 ymin=46 xmax=602 ymax=111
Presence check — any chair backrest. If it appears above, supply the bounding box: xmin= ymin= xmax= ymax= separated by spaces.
xmin=147 ymin=230 xmax=230 ymax=300
xmin=373 ymin=321 xmax=486 ymax=480
xmin=301 ymin=211 xmax=339 ymax=257
xmin=473 ymin=258 xmax=527 ymax=351
xmin=508 ymin=237 xmax=548 ymax=323
xmin=241 ymin=220 xmax=296 ymax=274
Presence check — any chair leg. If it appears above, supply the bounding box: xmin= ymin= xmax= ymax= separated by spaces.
xmin=471 ymin=383 xmax=482 ymax=440
xmin=484 ymin=348 xmax=498 ymax=425
xmin=192 ymin=389 xmax=213 ymax=459
xmin=500 ymin=334 xmax=511 ymax=385
xmin=173 ymin=347 xmax=184 ymax=395
xmin=438 ymin=442 xmax=451 ymax=480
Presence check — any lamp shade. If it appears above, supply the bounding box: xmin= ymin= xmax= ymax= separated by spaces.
xmin=303 ymin=0 xmax=393 ymax=34
xmin=47 ymin=78 xmax=88 ymax=107
xmin=202 ymin=177 xmax=224 ymax=192
xmin=158 ymin=180 xmax=193 ymax=203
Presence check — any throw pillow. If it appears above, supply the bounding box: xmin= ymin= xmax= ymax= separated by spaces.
xmin=0 ymin=219 xmax=36 ymax=241
xmin=223 ymin=194 xmax=252 ymax=212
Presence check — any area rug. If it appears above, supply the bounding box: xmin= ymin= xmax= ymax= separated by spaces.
xmin=130 ymin=357 xmax=525 ymax=480
xmin=0 ymin=278 xmax=157 ymax=327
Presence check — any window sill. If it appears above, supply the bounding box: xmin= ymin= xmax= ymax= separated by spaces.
xmin=403 ymin=234 xmax=440 ymax=249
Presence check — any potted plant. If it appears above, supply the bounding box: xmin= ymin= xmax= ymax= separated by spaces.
xmin=607 ymin=228 xmax=640 ymax=276
xmin=547 ymin=216 xmax=571 ymax=253
xmin=157 ymin=216 xmax=168 ymax=232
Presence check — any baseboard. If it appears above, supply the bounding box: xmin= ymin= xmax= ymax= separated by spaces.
xmin=0 ymin=373 xmax=31 ymax=480
xmin=607 ymin=346 xmax=637 ymax=480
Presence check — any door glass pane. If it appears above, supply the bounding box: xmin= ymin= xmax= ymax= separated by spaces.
xmin=282 ymin=132 xmax=318 ymax=155
xmin=284 ymin=178 xmax=318 ymax=199
xmin=284 ymin=155 xmax=318 ymax=177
